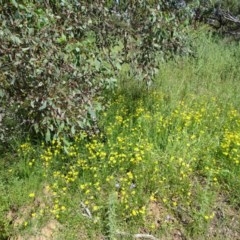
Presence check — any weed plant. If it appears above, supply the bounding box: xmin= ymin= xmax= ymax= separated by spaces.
xmin=0 ymin=32 xmax=240 ymax=239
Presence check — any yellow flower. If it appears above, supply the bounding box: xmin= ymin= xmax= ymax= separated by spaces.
xmin=29 ymin=193 xmax=35 ymax=198
xmin=204 ymin=215 xmax=209 ymax=220
xmin=131 ymin=209 xmax=137 ymax=216
xmin=150 ymin=195 xmax=157 ymax=202
xmin=93 ymin=205 xmax=99 ymax=211
xmin=61 ymin=206 xmax=66 ymax=211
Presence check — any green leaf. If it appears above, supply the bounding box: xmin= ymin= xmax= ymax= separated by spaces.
xmin=30 ymin=101 xmax=35 ymax=108
xmin=11 ymin=35 xmax=22 ymax=44
xmin=10 ymin=0 xmax=18 ymax=8
xmin=45 ymin=129 xmax=51 ymax=142
xmin=39 ymin=101 xmax=47 ymax=111
xmin=56 ymin=34 xmax=67 ymax=44
xmin=59 ymin=122 xmax=65 ymax=131
xmin=33 ymin=123 xmax=39 ymax=133
xmin=49 ymin=124 xmax=54 ymax=131
xmin=71 ymin=125 xmax=75 ymax=135
xmin=0 ymin=89 xmax=5 ymax=98
xmin=63 ymin=137 xmax=70 ymax=146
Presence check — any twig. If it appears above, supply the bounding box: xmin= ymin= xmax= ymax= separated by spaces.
xmin=80 ymin=202 xmax=92 ymax=218
xmin=116 ymin=231 xmax=160 ymax=240
xmin=133 ymin=234 xmax=160 ymax=240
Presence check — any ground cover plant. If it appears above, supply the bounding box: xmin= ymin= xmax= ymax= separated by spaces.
xmin=0 ymin=30 xmax=240 ymax=239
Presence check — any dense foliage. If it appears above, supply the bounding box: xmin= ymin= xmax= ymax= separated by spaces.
xmin=0 ymin=0 xmax=194 ymax=143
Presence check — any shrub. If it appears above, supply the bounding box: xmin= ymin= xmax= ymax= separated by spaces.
xmin=0 ymin=0 xmax=193 ymax=143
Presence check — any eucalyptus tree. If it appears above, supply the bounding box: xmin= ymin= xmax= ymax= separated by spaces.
xmin=0 ymin=0 xmax=195 ymax=143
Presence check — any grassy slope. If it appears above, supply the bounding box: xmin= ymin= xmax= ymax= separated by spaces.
xmin=0 ymin=32 xmax=240 ymax=240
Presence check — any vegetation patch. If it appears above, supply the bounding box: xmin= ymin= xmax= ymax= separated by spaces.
xmin=1 ymin=1 xmax=240 ymax=239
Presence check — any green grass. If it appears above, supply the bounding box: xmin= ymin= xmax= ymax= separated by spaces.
xmin=0 ymin=31 xmax=240 ymax=240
